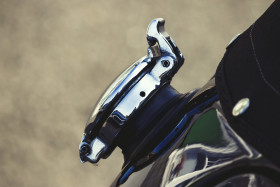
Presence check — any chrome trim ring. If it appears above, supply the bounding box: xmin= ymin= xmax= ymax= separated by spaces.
xmin=79 ymin=18 xmax=184 ymax=163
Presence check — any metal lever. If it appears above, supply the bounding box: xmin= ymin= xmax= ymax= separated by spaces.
xmin=79 ymin=18 xmax=184 ymax=164
xmin=147 ymin=18 xmax=184 ymax=77
xmin=147 ymin=18 xmax=176 ymax=58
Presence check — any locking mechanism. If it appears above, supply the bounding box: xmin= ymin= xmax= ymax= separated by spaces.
xmin=79 ymin=18 xmax=184 ymax=164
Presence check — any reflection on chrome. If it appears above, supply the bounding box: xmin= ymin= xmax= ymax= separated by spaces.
xmin=80 ymin=18 xmax=184 ymax=164
xmin=79 ymin=136 xmax=107 ymax=163
xmin=86 ymin=57 xmax=149 ymax=127
xmin=161 ymin=109 xmax=261 ymax=187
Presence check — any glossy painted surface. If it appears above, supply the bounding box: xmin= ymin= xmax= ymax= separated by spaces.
xmin=115 ymin=87 xmax=280 ymax=186
xmin=161 ymin=108 xmax=260 ymax=187
xmin=216 ymin=173 xmax=279 ymax=187
xmin=115 ymin=83 xmax=218 ymax=186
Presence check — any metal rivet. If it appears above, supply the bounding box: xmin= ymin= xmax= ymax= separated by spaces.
xmin=161 ymin=60 xmax=170 ymax=67
xmin=232 ymin=98 xmax=250 ymax=116
xmin=80 ymin=144 xmax=91 ymax=155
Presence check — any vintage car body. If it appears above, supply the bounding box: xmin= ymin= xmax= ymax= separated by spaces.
xmin=112 ymin=80 xmax=280 ymax=186
xmin=79 ymin=18 xmax=280 ymax=187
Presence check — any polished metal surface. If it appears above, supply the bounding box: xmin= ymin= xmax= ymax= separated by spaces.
xmin=111 ymin=55 xmax=176 ymax=126
xmin=79 ymin=18 xmax=184 ymax=164
xmin=79 ymin=137 xmax=107 ymax=163
xmin=232 ymin=98 xmax=250 ymax=116
xmin=147 ymin=18 xmax=177 ymax=60
xmin=86 ymin=57 xmax=149 ymax=127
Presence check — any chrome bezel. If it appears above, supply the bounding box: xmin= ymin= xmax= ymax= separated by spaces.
xmin=86 ymin=56 xmax=150 ymax=128
xmin=80 ymin=18 xmax=184 ymax=163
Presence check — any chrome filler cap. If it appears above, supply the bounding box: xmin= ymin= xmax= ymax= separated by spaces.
xmin=79 ymin=18 xmax=184 ymax=164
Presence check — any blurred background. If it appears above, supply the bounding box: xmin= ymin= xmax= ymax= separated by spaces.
xmin=0 ymin=0 xmax=273 ymax=186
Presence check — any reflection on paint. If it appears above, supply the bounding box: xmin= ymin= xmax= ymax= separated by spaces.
xmin=161 ymin=109 xmax=261 ymax=187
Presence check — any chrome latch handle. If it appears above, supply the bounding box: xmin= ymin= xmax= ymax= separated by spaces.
xmin=147 ymin=18 xmax=184 ymax=76
xmin=79 ymin=18 xmax=184 ymax=164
